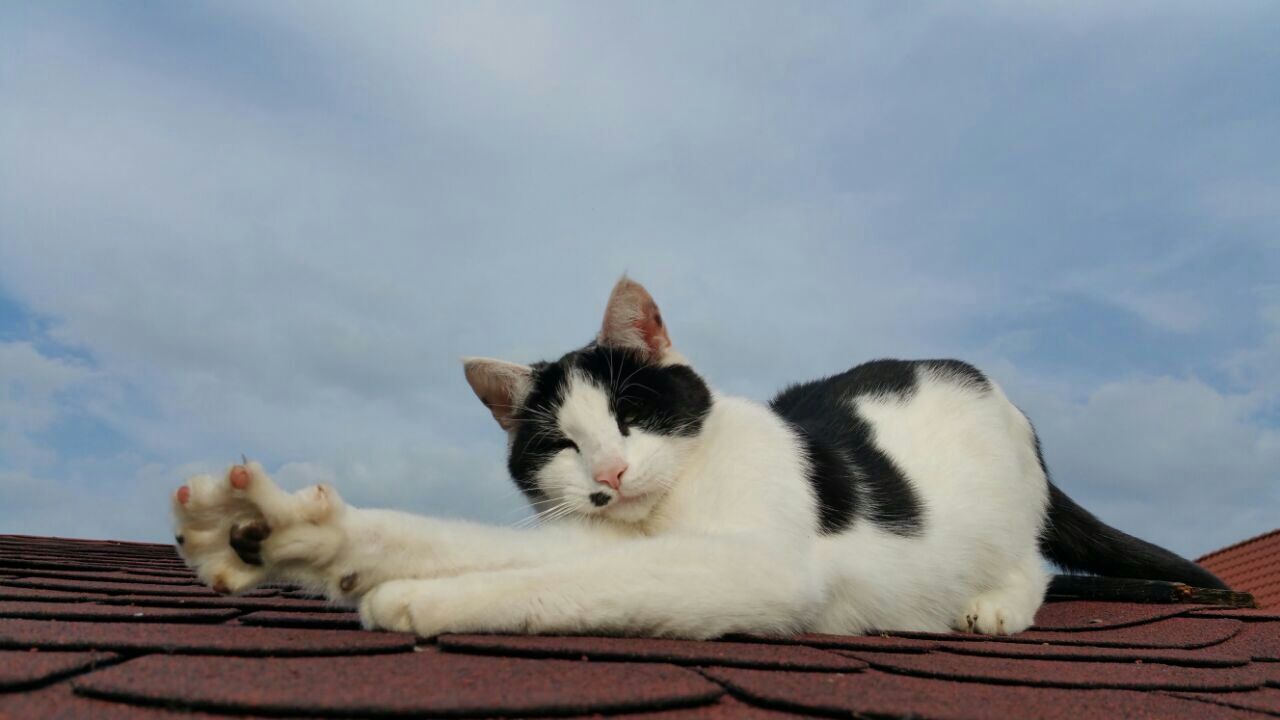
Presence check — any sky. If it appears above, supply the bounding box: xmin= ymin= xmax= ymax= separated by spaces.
xmin=1 ymin=2 xmax=1277 ymax=559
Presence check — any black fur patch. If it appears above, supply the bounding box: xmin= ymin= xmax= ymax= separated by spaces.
xmin=920 ymin=359 xmax=990 ymax=391
xmin=571 ymin=346 xmax=713 ymax=437
xmin=787 ymin=429 xmax=862 ymax=534
xmin=768 ymin=359 xmax=987 ymax=536
xmin=507 ymin=344 xmax=712 ymax=499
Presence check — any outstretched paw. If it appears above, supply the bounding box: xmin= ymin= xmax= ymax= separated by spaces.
xmin=172 ymin=461 xmax=345 ymax=595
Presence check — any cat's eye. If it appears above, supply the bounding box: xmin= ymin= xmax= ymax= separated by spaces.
xmin=557 ymin=439 xmax=580 ymax=453
xmin=616 ymin=415 xmax=631 ymax=437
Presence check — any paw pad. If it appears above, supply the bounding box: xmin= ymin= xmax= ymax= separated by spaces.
xmin=229 ymin=519 xmax=271 ymax=566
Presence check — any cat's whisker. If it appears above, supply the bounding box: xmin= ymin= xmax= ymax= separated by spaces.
xmin=524 ymin=496 xmax=568 ymax=512
xmin=606 ymin=347 xmax=618 ymax=395
xmin=616 ymin=363 xmax=648 ymax=398
xmin=512 ymin=501 xmax=570 ymax=528
xmin=528 ymin=501 xmax=577 ymax=527
xmin=619 ymin=380 xmax=657 ymax=397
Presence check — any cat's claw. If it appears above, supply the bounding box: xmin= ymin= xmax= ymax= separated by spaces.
xmin=172 ymin=461 xmax=346 ymax=595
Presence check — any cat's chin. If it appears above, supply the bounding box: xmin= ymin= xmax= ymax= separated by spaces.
xmin=597 ymin=492 xmax=658 ymax=523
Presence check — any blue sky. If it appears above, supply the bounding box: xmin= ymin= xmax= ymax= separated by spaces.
xmin=1 ymin=2 xmax=1277 ymax=557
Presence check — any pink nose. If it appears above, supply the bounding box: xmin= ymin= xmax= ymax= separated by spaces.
xmin=593 ymin=463 xmax=627 ymax=491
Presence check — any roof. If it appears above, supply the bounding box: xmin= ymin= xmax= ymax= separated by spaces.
xmin=1199 ymin=529 xmax=1280 ymax=610
xmin=0 ymin=533 xmax=1277 ymax=719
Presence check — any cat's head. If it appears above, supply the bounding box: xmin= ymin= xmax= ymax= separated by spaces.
xmin=463 ymin=277 xmax=712 ymax=524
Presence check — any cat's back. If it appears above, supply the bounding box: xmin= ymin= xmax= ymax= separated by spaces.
xmin=771 ymin=357 xmax=1033 ymax=463
xmin=769 ymin=358 xmax=990 ymax=419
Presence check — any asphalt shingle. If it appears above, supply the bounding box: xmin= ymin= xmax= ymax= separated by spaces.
xmin=438 ymin=633 xmax=870 ymax=671
xmin=235 ymin=610 xmax=362 ymax=630
xmin=890 ymin=617 xmax=1244 ymax=649
xmin=702 ymin=667 xmax=1267 ymax=720
xmin=840 ymin=650 xmax=1269 ymax=691
xmin=0 ymin=650 xmax=116 ymax=691
xmin=74 ymin=650 xmax=725 ymax=717
xmin=0 ymin=618 xmax=415 ymax=656
xmin=0 ymin=601 xmax=238 ymax=624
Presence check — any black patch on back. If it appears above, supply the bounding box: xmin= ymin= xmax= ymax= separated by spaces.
xmin=786 ymin=429 xmax=862 ymax=535
xmin=920 ymin=359 xmax=990 ymax=391
xmin=769 ymin=359 xmax=986 ymax=536
xmin=506 ymin=344 xmax=712 ymax=499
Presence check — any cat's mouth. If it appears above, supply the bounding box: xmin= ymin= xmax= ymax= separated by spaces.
xmin=587 ymin=490 xmax=645 ymax=510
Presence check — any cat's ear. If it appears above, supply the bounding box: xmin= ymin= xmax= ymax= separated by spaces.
xmin=598 ymin=276 xmax=676 ymax=363
xmin=462 ymin=358 xmax=533 ymax=432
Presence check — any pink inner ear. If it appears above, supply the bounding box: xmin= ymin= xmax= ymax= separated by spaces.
xmin=476 ymin=381 xmax=518 ymax=431
xmin=600 ymin=278 xmax=673 ymax=359
xmin=487 ymin=392 xmax=519 ymax=431
xmin=464 ymin=359 xmax=531 ymax=432
xmin=637 ymin=300 xmax=671 ymax=355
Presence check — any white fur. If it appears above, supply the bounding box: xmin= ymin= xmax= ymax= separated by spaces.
xmin=173 ymin=366 xmax=1050 ymax=639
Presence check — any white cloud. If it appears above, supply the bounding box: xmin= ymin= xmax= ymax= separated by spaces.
xmin=0 ymin=341 xmax=92 ymax=469
xmin=1106 ymin=290 xmax=1210 ymax=335
xmin=0 ymin=470 xmax=81 ymax=535
xmin=1222 ymin=293 xmax=1280 ymax=400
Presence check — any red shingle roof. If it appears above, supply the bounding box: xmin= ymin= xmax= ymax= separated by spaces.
xmin=1200 ymin=529 xmax=1280 ymax=610
xmin=1 ymin=532 xmax=1277 ymax=719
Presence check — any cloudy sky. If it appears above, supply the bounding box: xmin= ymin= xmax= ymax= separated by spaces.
xmin=2 ymin=2 xmax=1277 ymax=558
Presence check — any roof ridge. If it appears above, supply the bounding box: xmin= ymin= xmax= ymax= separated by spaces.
xmin=1196 ymin=527 xmax=1280 ymax=563
xmin=0 ymin=534 xmax=170 ymax=549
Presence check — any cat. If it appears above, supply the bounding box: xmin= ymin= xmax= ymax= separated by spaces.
xmin=172 ymin=276 xmax=1226 ymax=638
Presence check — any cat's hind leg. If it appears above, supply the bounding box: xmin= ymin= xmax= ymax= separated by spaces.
xmin=956 ymin=556 xmax=1049 ymax=635
xmin=172 ymin=461 xmax=347 ymax=595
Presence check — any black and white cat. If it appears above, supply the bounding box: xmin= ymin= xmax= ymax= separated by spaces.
xmin=172 ymin=277 xmax=1225 ymax=638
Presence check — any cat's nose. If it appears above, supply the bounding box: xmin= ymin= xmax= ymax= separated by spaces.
xmin=593 ymin=462 xmax=628 ymax=491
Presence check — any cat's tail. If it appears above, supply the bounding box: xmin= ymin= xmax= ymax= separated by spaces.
xmin=1039 ymin=481 xmax=1229 ymax=590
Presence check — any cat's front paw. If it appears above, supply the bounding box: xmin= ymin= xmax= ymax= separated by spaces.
xmin=360 ymin=579 xmax=443 ymax=636
xmin=958 ymin=591 xmax=1037 ymax=636
xmin=360 ymin=577 xmax=505 ymax=637
xmin=172 ymin=461 xmax=346 ymax=595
